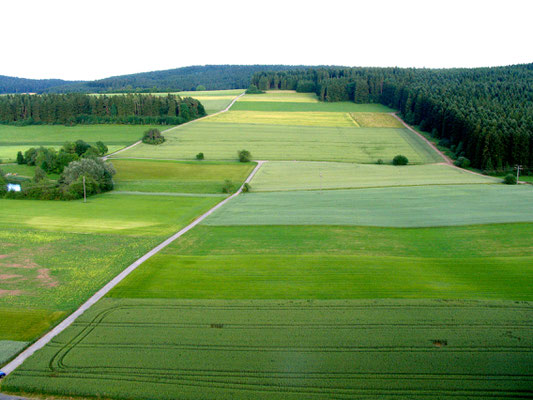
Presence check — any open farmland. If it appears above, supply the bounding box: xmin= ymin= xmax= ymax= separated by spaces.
xmin=250 ymin=162 xmax=498 ymax=191
xmin=2 ymin=86 xmax=532 ymax=400
xmin=202 ymin=184 xmax=533 ymax=227
xmin=0 ymin=193 xmax=221 ymax=365
xmin=113 ymin=159 xmax=255 ymax=194
xmin=4 ymin=299 xmax=531 ymax=400
xmin=206 ymin=110 xmax=356 ymax=127
xmin=350 ymin=112 xmax=405 ymax=128
xmin=110 ymin=223 xmax=533 ymax=300
xmin=117 ymin=123 xmax=443 ymax=163
xmin=0 ymin=124 xmax=156 ymax=162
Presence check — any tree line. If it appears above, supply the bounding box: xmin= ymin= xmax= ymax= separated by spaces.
xmin=250 ymin=64 xmax=533 ymax=169
xmin=0 ymin=93 xmax=206 ymax=125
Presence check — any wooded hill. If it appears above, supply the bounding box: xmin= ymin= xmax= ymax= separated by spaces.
xmin=0 ymin=93 xmax=206 ymax=125
xmin=0 ymin=65 xmax=310 ymax=94
xmin=251 ymin=64 xmax=533 ymax=169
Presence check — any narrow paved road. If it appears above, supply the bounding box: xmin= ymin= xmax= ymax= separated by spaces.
xmin=0 ymin=160 xmax=264 ymax=379
xmin=103 ymin=92 xmax=245 ymax=160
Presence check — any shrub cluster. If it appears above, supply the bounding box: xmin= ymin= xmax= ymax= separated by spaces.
xmin=245 ymin=84 xmax=264 ymax=94
xmin=1 ymin=158 xmax=116 ymax=201
xmin=392 ymin=155 xmax=409 ymax=165
xmin=18 ymin=140 xmax=108 ymax=174
xmin=238 ymin=150 xmax=251 ymax=163
xmin=142 ymin=129 xmax=165 ymax=145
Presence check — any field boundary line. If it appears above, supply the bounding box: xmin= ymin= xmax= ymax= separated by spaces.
xmin=110 ymin=191 xmax=228 ymax=198
xmin=103 ymin=92 xmax=246 ymax=160
xmin=0 ymin=161 xmax=264 ymax=377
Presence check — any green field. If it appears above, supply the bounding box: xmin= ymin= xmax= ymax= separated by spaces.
xmin=239 ymin=90 xmax=319 ymax=102
xmin=113 ymin=159 xmax=256 ymax=194
xmin=0 ymin=124 xmax=156 ymax=162
xmin=350 ymin=112 xmax=404 ymax=128
xmin=206 ymin=110 xmax=356 ymax=127
xmin=250 ymin=162 xmax=498 ymax=191
xmin=202 ymin=184 xmax=533 ymax=227
xmin=0 ymin=194 xmax=221 ymax=345
xmin=233 ymin=100 xmax=395 ymax=112
xmin=4 ymin=298 xmax=531 ymax=399
xmin=110 ymin=223 xmax=533 ymax=300
xmin=118 ymin=122 xmax=443 ymax=163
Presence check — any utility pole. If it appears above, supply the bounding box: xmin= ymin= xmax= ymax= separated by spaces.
xmin=516 ymin=165 xmax=523 ymax=183
xmin=83 ymin=176 xmax=86 ymax=203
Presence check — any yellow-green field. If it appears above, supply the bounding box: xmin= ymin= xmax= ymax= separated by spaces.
xmin=239 ymin=90 xmax=319 ymax=102
xmin=350 ymin=112 xmax=405 ymax=128
xmin=206 ymin=110 xmax=356 ymax=127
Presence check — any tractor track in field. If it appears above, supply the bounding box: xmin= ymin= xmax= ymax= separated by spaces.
xmin=103 ymin=92 xmax=245 ymax=160
xmin=0 ymin=160 xmax=264 ymax=379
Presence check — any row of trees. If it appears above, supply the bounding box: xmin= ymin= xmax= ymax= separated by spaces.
xmin=18 ymin=140 xmax=108 ymax=174
xmin=250 ymin=64 xmax=533 ymax=169
xmin=0 ymin=93 xmax=205 ymax=125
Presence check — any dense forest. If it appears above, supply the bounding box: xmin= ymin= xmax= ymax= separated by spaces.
xmin=0 ymin=93 xmax=205 ymax=125
xmin=0 ymin=65 xmax=311 ymax=94
xmin=0 ymin=75 xmax=74 ymax=94
xmin=251 ymin=64 xmax=533 ymax=169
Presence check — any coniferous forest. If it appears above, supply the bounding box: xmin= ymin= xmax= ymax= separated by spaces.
xmin=251 ymin=64 xmax=533 ymax=169
xmin=0 ymin=93 xmax=206 ymax=125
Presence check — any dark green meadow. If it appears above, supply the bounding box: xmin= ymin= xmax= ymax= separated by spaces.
xmin=109 ymin=224 xmax=533 ymax=301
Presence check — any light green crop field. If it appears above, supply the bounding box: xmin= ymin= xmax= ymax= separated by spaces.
xmin=113 ymin=159 xmax=256 ymax=194
xmin=176 ymin=89 xmax=245 ymax=97
xmin=0 ymin=164 xmax=60 ymax=180
xmin=0 ymin=193 xmax=219 ymax=236
xmin=118 ymin=122 xmax=443 ymax=163
xmin=206 ymin=110 xmax=356 ymax=127
xmin=251 ymin=162 xmax=498 ymax=191
xmin=0 ymin=341 xmax=28 ymax=365
xmin=350 ymin=112 xmax=405 ymax=128
xmin=232 ymin=101 xmax=395 ymax=112
xmin=0 ymin=124 xmax=156 ymax=162
xmin=239 ymin=91 xmax=319 ymax=102
xmin=203 ymin=185 xmax=533 ymax=227
xmin=110 ymin=223 xmax=533 ymax=300
xmin=0 ymin=194 xmax=221 ymax=343
xmin=4 ymin=298 xmax=531 ymax=400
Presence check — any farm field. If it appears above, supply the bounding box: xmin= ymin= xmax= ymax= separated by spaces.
xmin=175 ymin=89 xmax=244 ymax=114
xmin=0 ymin=193 xmax=221 ymax=365
xmin=110 ymin=223 xmax=533 ymax=300
xmin=0 ymin=124 xmax=156 ymax=162
xmin=3 ymin=88 xmax=532 ymax=400
xmin=4 ymin=298 xmax=532 ymax=400
xmin=239 ymin=90 xmax=319 ymax=102
xmin=206 ymin=110 xmax=356 ymax=127
xmin=202 ymin=184 xmax=533 ymax=227
xmin=233 ymin=100 xmax=395 ymax=112
xmin=118 ymin=122 xmax=443 ymax=163
xmin=250 ymin=162 xmax=498 ymax=191
xmin=350 ymin=112 xmax=404 ymax=127
xmin=113 ymin=159 xmax=255 ymax=194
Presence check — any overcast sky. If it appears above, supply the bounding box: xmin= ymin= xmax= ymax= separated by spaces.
xmin=1 ymin=0 xmax=531 ymax=81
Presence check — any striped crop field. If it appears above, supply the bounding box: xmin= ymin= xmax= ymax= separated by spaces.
xmin=202 ymin=185 xmax=533 ymax=227
xmin=3 ymin=298 xmax=532 ymax=400
xmin=205 ymin=110 xmax=356 ymax=127
xmin=239 ymin=90 xmax=319 ymax=102
xmin=117 ymin=122 xmax=443 ymax=163
xmin=250 ymin=162 xmax=498 ymax=191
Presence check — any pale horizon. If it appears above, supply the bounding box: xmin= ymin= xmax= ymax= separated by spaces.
xmin=1 ymin=0 xmax=532 ymax=81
